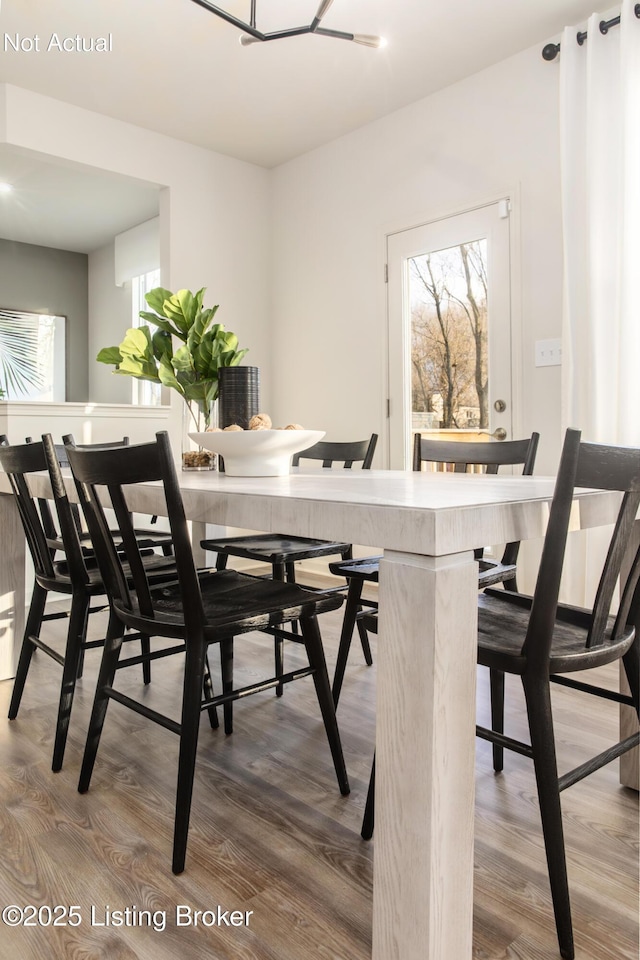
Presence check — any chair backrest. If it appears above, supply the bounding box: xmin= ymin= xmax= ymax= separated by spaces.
xmin=65 ymin=432 xmax=204 ymax=635
xmin=25 ymin=435 xmax=131 ymax=537
xmin=0 ymin=435 xmax=54 ymax=581
xmin=292 ymin=434 xmax=378 ymax=469
xmin=413 ymin=433 xmax=539 ymax=475
xmin=0 ymin=435 xmax=92 ymax=587
xmin=524 ymin=429 xmax=640 ymax=662
xmin=413 ymin=433 xmax=540 ymax=567
xmin=41 ymin=434 xmax=97 ymax=586
xmin=61 ymin=434 xmax=130 ymax=455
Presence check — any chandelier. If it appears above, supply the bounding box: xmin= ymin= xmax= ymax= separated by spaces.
xmin=189 ymin=0 xmax=386 ymax=48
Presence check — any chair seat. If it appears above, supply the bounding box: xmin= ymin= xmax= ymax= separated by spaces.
xmin=47 ymin=527 xmax=172 ymax=555
xmin=329 ymin=555 xmax=382 ymax=581
xmin=202 ymin=532 xmax=351 ymax=564
xmin=49 ymin=553 xmax=178 ymax=593
xmin=115 ymin=569 xmax=344 ymax=640
xmin=477 ymin=589 xmax=637 ymax=674
xmin=329 ymin=555 xmax=517 ymax=589
xmin=477 ymin=558 xmax=518 ymax=588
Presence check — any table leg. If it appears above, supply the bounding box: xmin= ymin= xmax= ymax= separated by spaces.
xmin=0 ymin=493 xmax=26 ymax=681
xmin=372 ymin=549 xmax=477 ymax=960
xmin=191 ymin=520 xmax=208 ymax=568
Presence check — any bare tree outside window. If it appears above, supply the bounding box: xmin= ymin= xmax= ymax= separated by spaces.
xmin=409 ymin=240 xmax=488 ymax=430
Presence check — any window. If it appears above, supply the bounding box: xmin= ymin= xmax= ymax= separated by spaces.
xmin=131 ymin=269 xmax=162 ymax=406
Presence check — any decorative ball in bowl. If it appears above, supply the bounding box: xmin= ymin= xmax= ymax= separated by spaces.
xmin=189 ymin=429 xmax=325 ymax=477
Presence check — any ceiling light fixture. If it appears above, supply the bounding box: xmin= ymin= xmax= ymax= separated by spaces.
xmin=189 ymin=0 xmax=386 ymax=48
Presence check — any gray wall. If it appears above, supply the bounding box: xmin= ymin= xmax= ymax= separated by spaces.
xmin=0 ymin=238 xmax=88 ymax=400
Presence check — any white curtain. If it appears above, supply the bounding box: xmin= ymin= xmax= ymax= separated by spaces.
xmin=560 ymin=2 xmax=640 ymax=604
xmin=561 ymin=1 xmax=640 ymax=444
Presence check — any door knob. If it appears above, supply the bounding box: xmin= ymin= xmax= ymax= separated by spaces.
xmin=492 ymin=427 xmax=507 ymax=441
xmin=493 ymin=399 xmax=507 ymax=413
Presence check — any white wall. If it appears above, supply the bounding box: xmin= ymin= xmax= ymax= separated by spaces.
xmin=1 ymin=48 xmax=568 ymax=476
xmin=270 ymin=45 xmax=565 ymax=475
xmin=87 ymin=241 xmax=132 ymax=404
xmin=0 ymin=83 xmax=272 ymax=442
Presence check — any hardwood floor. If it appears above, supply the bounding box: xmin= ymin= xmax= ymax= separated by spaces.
xmin=0 ymin=586 xmax=637 ymax=960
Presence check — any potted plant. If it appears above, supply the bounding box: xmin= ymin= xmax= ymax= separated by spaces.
xmin=97 ymin=286 xmax=247 ymax=467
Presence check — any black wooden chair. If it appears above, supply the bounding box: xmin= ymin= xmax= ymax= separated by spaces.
xmin=362 ymin=430 xmax=640 ymax=960
xmin=474 ymin=428 xmax=640 ymax=959
xmin=67 ymin=431 xmax=350 ymax=875
xmin=0 ymin=435 xmax=177 ymax=772
xmin=201 ymin=434 xmax=378 ymax=694
xmin=330 ymin=432 xmax=540 ymax=705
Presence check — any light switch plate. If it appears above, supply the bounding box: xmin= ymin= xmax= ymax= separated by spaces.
xmin=535 ymin=339 xmax=562 ymax=367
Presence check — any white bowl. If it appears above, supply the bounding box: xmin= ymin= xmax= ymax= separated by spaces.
xmin=189 ymin=429 xmax=325 ymax=476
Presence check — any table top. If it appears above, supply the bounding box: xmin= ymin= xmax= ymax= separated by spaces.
xmin=0 ymin=466 xmax=620 ymax=557
xmin=128 ymin=468 xmax=621 ymax=558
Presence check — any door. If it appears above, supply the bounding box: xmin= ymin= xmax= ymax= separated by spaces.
xmin=387 ymin=201 xmax=512 ymax=468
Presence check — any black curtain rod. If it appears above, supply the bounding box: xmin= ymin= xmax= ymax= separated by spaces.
xmin=542 ymin=4 xmax=640 ymax=60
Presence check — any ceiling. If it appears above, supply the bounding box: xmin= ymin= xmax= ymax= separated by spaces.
xmin=1 ymin=0 xmax=601 ymax=168
xmin=0 ymin=145 xmax=161 ymax=253
xmin=0 ymin=0 xmax=601 ymax=252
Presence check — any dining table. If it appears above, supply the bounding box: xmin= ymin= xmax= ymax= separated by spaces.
xmin=0 ymin=463 xmax=635 ymax=960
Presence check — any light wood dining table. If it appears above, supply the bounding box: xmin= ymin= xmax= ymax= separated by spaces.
xmin=0 ymin=465 xmax=633 ymax=960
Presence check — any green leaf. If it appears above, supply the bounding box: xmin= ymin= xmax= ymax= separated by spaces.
xmin=96 ymin=346 xmax=123 ymax=365
xmin=157 ymin=355 xmax=184 ymax=395
xmin=193 ymin=287 xmax=206 ymax=316
xmin=138 ymin=310 xmax=185 ymax=341
xmin=119 ymin=326 xmax=152 ymax=358
xmin=172 ymin=343 xmax=195 ymax=373
xmin=152 ymin=329 xmax=173 ymax=361
xmin=176 ymin=289 xmax=195 ymax=325
xmin=162 ymin=292 xmax=191 ymax=334
xmin=116 ymin=356 xmax=160 ymax=381
xmin=183 ymin=379 xmax=214 ymax=403
xmin=144 ymin=287 xmax=174 ymax=314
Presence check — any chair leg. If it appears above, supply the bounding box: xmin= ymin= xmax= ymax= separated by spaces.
xmin=78 ymin=612 xmax=126 ymax=793
xmin=52 ymin=593 xmax=90 ymax=772
xmin=8 ymin=583 xmax=47 ymax=720
xmin=332 ymin=578 xmax=364 ymax=706
xmin=215 ymin=553 xmax=229 ymax=571
xmin=523 ymin=675 xmax=574 ymax=960
xmin=622 ymin=638 xmax=639 ymax=715
xmin=76 ymin=644 xmax=86 ymax=680
xmin=172 ymin=639 xmax=207 ymax=875
xmin=356 ymin=618 xmax=374 ymax=666
xmin=220 ymin=637 xmax=234 ymax=735
xmin=203 ymin=653 xmax=219 ymax=729
xmin=301 ymin=613 xmax=350 ymax=796
xmin=285 ymin=561 xmax=300 ymax=637
xmin=273 ymin=562 xmax=286 ymax=696
xmin=141 ymin=634 xmax=152 ymax=685
xmin=361 ymin=753 xmax=375 ymax=840
xmin=490 ymin=668 xmax=505 ymax=772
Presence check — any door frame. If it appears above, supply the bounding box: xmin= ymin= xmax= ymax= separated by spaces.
xmin=380 ymin=188 xmax=523 ymax=469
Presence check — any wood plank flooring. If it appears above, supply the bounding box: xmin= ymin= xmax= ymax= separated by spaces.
xmin=0 ymin=584 xmax=637 ymax=960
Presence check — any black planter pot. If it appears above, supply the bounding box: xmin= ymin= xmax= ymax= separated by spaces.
xmin=218 ymin=366 xmax=260 ymax=430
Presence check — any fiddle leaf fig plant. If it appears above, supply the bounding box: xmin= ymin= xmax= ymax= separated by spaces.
xmin=97 ymin=287 xmax=247 ymax=429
